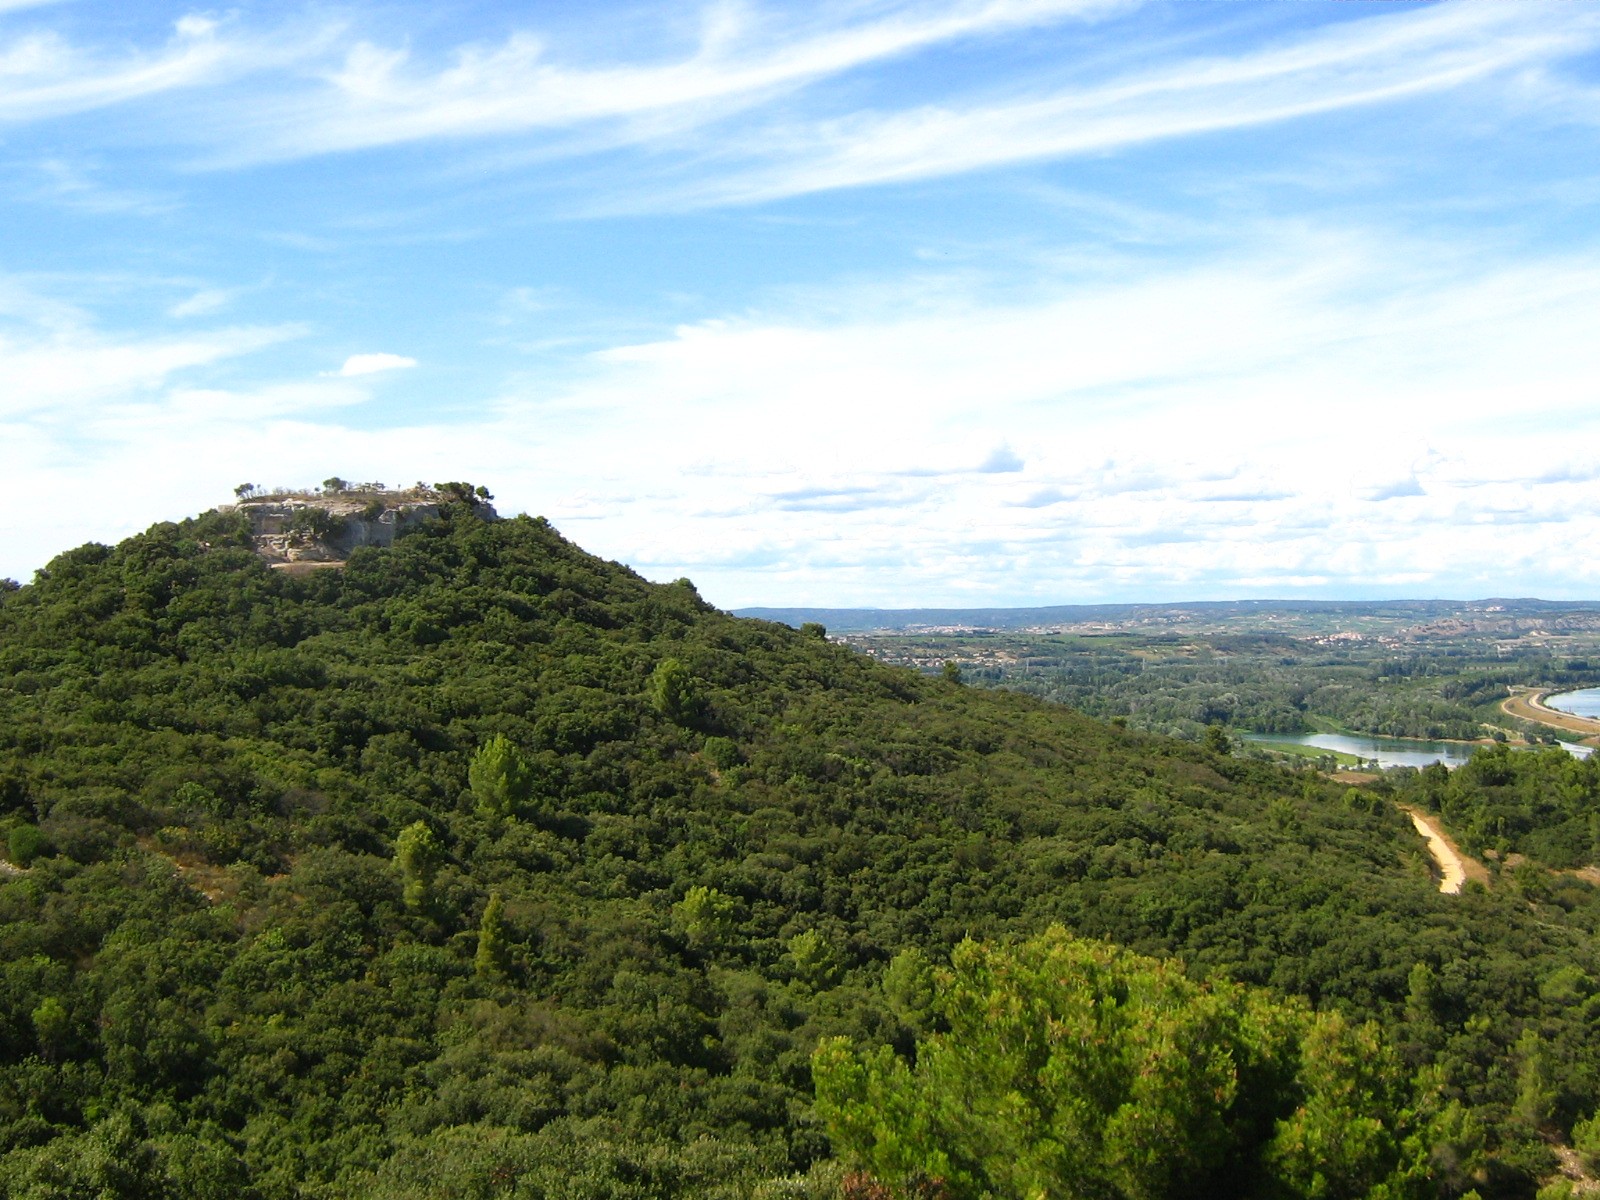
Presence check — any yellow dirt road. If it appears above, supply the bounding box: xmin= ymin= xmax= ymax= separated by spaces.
xmin=1502 ymin=688 xmax=1600 ymax=744
xmin=1401 ymin=806 xmax=1489 ymax=894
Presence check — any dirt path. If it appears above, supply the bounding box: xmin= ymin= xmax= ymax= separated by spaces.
xmin=1502 ymin=688 xmax=1600 ymax=744
xmin=1401 ymin=806 xmax=1489 ymax=894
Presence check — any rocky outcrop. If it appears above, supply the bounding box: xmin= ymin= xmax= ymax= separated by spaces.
xmin=222 ymin=489 xmax=496 ymax=566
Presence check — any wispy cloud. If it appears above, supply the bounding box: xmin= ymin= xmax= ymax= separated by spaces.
xmin=222 ymin=0 xmax=1121 ymax=162
xmin=29 ymin=158 xmax=177 ymax=215
xmin=654 ymin=2 xmax=1600 ymax=207
xmin=0 ymin=17 xmax=236 ymax=122
xmin=0 ymin=313 xmax=299 ymax=420
xmin=3 ymin=0 xmax=1593 ymax=218
xmin=183 ymin=0 xmax=1600 ymax=208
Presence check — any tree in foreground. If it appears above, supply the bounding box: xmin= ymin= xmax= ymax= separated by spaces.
xmin=813 ymin=927 xmax=1430 ymax=1200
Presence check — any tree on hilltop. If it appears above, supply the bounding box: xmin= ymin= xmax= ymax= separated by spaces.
xmin=432 ymin=481 xmax=493 ymax=505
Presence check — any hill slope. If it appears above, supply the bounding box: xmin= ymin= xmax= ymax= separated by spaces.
xmin=0 ymin=499 xmax=1597 ymax=1197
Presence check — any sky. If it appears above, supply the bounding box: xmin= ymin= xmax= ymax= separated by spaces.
xmin=3 ymin=0 xmax=1600 ymax=607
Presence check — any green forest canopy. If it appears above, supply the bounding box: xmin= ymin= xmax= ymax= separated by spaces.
xmin=0 ymin=497 xmax=1599 ymax=1197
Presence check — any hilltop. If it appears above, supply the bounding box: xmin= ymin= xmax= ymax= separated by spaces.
xmin=0 ymin=493 xmax=1598 ymax=1197
xmin=221 ymin=480 xmax=498 ymax=574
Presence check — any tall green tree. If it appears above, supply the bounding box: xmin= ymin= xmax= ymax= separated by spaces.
xmin=395 ymin=820 xmax=443 ymax=910
xmin=475 ymin=892 xmax=510 ymax=981
xmin=467 ymin=734 xmax=530 ymax=819
xmin=30 ymin=996 xmax=70 ymax=1061
xmin=650 ymin=658 xmax=700 ymax=727
xmin=672 ymin=885 xmax=739 ymax=950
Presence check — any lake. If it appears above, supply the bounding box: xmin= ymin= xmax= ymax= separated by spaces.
xmin=1546 ymin=687 xmax=1600 ymax=720
xmin=1242 ymin=732 xmax=1478 ymax=769
xmin=1244 ymin=730 xmax=1592 ymax=767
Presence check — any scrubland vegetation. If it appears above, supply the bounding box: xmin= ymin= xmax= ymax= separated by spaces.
xmin=2 ymin=499 xmax=1599 ymax=1197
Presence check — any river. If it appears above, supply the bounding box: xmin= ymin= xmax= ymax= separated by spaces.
xmin=1242 ymin=732 xmax=1477 ymax=769
xmin=1546 ymin=687 xmax=1600 ymax=720
xmin=1245 ymin=730 xmax=1592 ymax=767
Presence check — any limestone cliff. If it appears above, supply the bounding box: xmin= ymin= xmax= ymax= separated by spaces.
xmin=221 ymin=485 xmax=497 ymax=570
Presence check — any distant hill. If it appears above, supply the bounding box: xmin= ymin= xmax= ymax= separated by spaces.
xmin=737 ymin=597 xmax=1600 ymax=632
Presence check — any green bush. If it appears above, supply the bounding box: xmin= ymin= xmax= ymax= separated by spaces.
xmin=702 ymin=737 xmax=742 ymax=769
xmin=7 ymin=823 xmax=47 ymax=866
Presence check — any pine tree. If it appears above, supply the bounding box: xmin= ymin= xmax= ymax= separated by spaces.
xmin=395 ymin=821 xmax=442 ymax=910
xmin=468 ymin=735 xmax=529 ymax=819
xmin=475 ymin=892 xmax=510 ymax=981
xmin=649 ymin=658 xmax=700 ymax=727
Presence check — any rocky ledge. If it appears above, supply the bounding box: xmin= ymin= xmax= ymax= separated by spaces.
xmin=220 ymin=482 xmax=496 ymax=570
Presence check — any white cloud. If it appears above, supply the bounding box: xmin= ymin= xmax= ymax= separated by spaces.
xmin=654 ymin=2 xmax=1600 ymax=207
xmin=0 ymin=283 xmax=323 ymax=579
xmin=1 ymin=0 xmax=1590 ymax=226
xmin=0 ymin=17 xmax=234 ymax=122
xmin=465 ymin=228 xmax=1600 ymax=604
xmin=13 ymin=223 xmax=1600 ymax=602
xmin=336 ymin=352 xmax=417 ymax=376
xmin=225 ymin=0 xmax=1121 ymax=161
xmin=0 ymin=303 xmax=299 ymax=420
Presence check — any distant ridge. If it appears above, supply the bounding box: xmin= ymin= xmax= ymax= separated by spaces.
xmin=735 ymin=597 xmax=1600 ymax=633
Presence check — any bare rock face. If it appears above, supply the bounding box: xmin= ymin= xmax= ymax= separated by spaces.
xmin=222 ymin=488 xmax=496 ymax=568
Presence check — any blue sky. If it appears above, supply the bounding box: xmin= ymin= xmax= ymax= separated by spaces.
xmin=4 ymin=0 xmax=1600 ymax=606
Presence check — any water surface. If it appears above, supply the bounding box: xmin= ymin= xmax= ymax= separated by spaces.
xmin=1546 ymin=687 xmax=1600 ymax=720
xmin=1245 ymin=731 xmax=1591 ymax=766
xmin=1243 ymin=732 xmax=1477 ymax=769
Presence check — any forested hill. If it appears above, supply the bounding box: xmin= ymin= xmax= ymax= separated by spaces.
xmin=1 ymin=498 xmax=1598 ymax=1198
